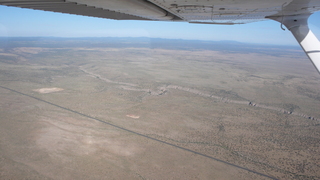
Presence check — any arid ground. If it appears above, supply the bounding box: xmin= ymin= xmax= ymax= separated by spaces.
xmin=0 ymin=38 xmax=319 ymax=179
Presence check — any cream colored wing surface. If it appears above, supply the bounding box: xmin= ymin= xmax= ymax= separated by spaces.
xmin=147 ymin=0 xmax=320 ymax=24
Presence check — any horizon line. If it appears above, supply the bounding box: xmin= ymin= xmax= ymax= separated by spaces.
xmin=0 ymin=36 xmax=300 ymax=47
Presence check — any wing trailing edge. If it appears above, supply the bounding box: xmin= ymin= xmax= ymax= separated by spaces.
xmin=0 ymin=0 xmax=149 ymax=20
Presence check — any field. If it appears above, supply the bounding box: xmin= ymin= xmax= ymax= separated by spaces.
xmin=0 ymin=37 xmax=319 ymax=179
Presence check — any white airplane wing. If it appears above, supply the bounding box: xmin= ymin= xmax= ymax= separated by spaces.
xmin=1 ymin=0 xmax=320 ymax=73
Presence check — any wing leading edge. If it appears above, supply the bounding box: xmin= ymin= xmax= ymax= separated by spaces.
xmin=1 ymin=0 xmax=320 ymax=73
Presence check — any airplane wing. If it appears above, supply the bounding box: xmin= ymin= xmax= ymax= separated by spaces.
xmin=1 ymin=0 xmax=320 ymax=73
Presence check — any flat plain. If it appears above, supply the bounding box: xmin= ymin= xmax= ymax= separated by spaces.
xmin=0 ymin=37 xmax=319 ymax=179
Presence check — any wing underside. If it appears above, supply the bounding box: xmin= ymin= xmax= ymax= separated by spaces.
xmin=0 ymin=0 xmax=149 ymax=20
xmin=1 ymin=0 xmax=320 ymax=24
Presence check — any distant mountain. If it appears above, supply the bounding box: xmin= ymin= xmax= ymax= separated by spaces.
xmin=0 ymin=37 xmax=302 ymax=56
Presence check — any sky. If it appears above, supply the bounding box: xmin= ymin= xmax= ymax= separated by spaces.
xmin=0 ymin=5 xmax=320 ymax=45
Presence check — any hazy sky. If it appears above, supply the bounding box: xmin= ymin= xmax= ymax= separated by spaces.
xmin=0 ymin=5 xmax=320 ymax=45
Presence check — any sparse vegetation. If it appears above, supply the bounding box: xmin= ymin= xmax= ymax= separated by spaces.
xmin=0 ymin=38 xmax=319 ymax=180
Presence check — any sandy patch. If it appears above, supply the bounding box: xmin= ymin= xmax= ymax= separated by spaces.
xmin=0 ymin=53 xmax=20 ymax=57
xmin=13 ymin=47 xmax=46 ymax=54
xmin=126 ymin=114 xmax=140 ymax=119
xmin=36 ymin=116 xmax=142 ymax=157
xmin=33 ymin=88 xmax=64 ymax=94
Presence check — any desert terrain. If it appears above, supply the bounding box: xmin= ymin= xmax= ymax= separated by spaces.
xmin=0 ymin=37 xmax=319 ymax=179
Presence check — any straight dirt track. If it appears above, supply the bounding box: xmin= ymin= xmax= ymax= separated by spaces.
xmin=0 ymin=85 xmax=277 ymax=180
